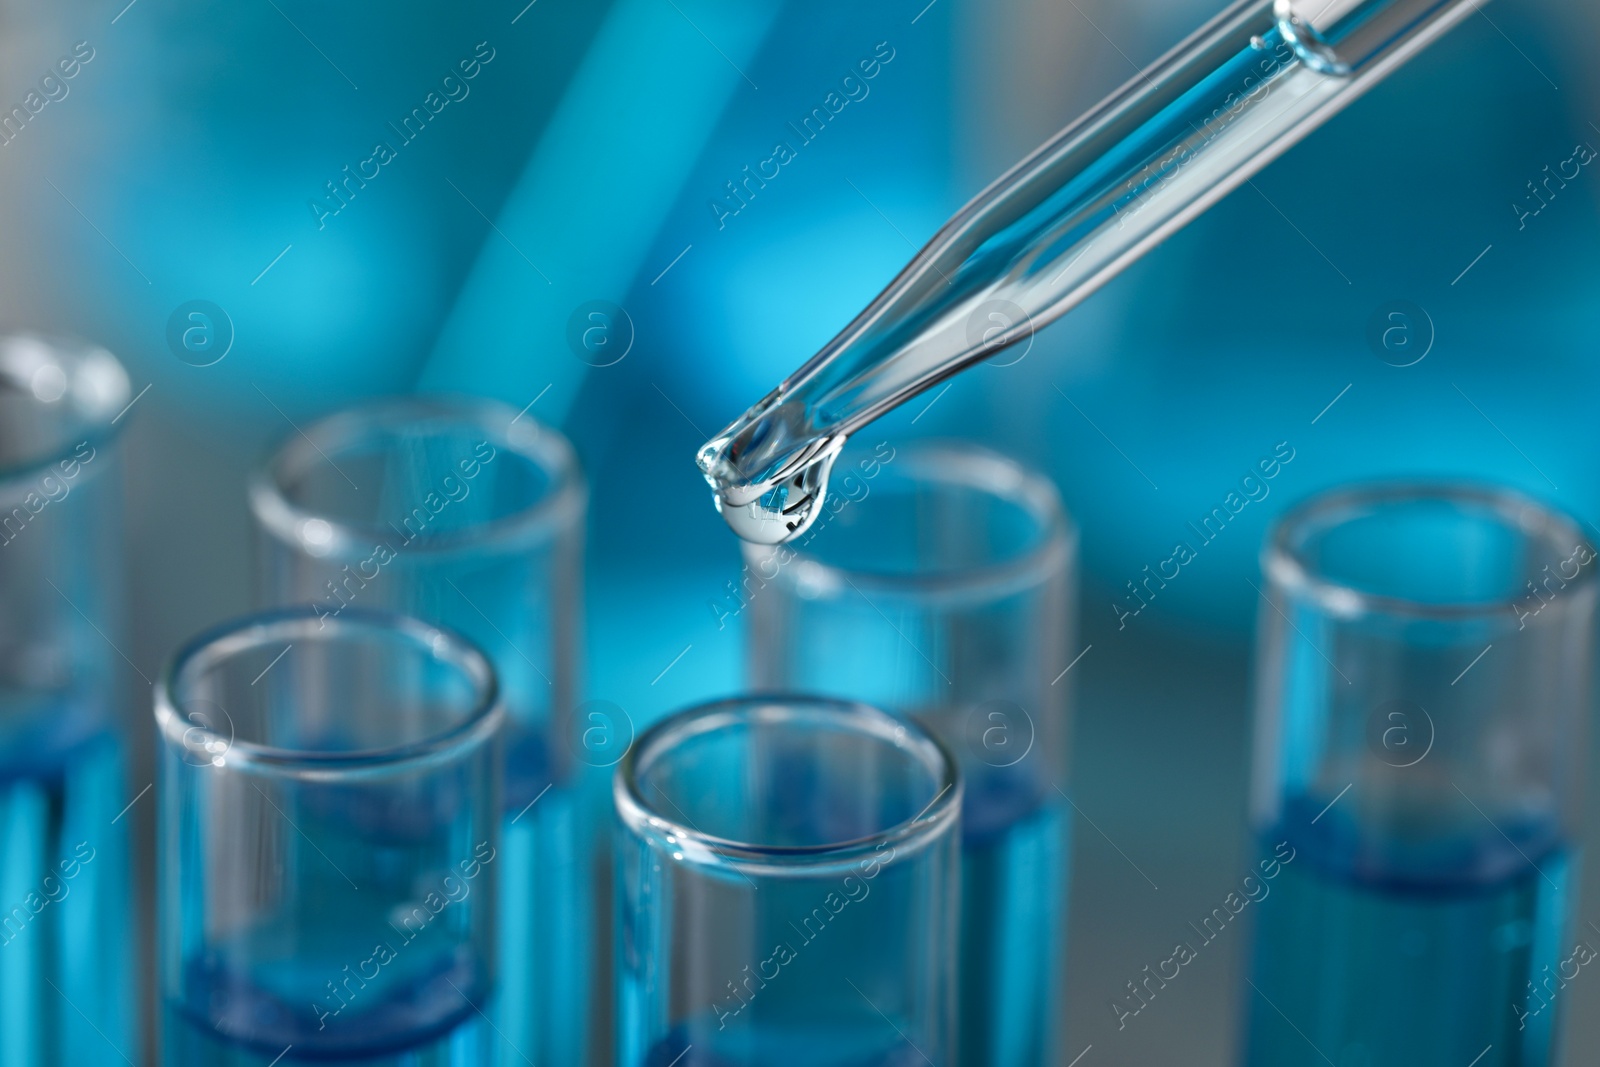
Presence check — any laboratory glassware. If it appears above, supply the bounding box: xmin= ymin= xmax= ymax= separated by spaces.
xmin=1243 ymin=484 xmax=1596 ymax=1067
xmin=0 ymin=333 xmax=137 ymax=1066
xmin=615 ymin=696 xmax=961 ymax=1066
xmin=249 ymin=398 xmax=592 ymax=1065
xmin=156 ymin=609 xmax=503 ymax=1066
xmin=743 ymin=441 xmax=1075 ymax=1067
xmin=696 ymin=0 xmax=1487 ymax=543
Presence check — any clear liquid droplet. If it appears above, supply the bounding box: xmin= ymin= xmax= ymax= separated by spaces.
xmin=696 ymin=395 xmax=844 ymax=545
xmin=711 ymin=450 xmax=838 ymax=545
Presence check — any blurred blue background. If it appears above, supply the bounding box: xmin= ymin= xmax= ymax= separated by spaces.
xmin=3 ymin=0 xmax=1599 ymax=1061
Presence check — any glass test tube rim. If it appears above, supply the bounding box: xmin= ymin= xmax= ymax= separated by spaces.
xmin=0 ymin=332 xmax=131 ymax=494
xmin=745 ymin=441 xmax=1076 ymax=602
xmin=1264 ymin=480 xmax=1599 ymax=623
xmin=155 ymin=606 xmax=503 ymax=780
xmin=615 ymin=695 xmax=962 ymax=876
xmin=248 ymin=393 xmax=586 ymax=562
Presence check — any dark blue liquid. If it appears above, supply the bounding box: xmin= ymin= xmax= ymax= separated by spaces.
xmin=709 ymin=739 xmax=1066 ymax=1067
xmin=0 ymin=696 xmax=134 ymax=1065
xmin=959 ymin=770 xmax=1069 ymax=1067
xmin=625 ymin=769 xmax=1065 ymax=1067
xmin=814 ymin=747 xmax=1069 ymax=1067
xmin=171 ymin=949 xmax=487 ymax=1058
xmin=618 ymin=777 xmax=955 ymax=1067
xmin=640 ymin=1024 xmax=930 ymax=1067
xmin=1245 ymin=796 xmax=1569 ymax=1067
xmin=167 ymin=823 xmax=496 ymax=1065
xmin=163 ymin=996 xmax=490 ymax=1065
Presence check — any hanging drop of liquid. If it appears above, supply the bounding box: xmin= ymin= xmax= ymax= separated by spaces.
xmin=696 ymin=395 xmax=843 ymax=545
xmin=708 ymin=453 xmax=837 ymax=544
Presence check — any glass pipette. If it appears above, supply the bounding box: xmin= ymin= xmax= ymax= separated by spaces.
xmin=697 ymin=0 xmax=1484 ymax=543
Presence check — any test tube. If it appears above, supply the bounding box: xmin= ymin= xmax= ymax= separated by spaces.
xmin=156 ymin=609 xmax=503 ymax=1065
xmin=1244 ymin=484 xmax=1596 ymax=1067
xmin=249 ymin=398 xmax=591 ymax=1065
xmin=0 ymin=334 xmax=137 ymax=1065
xmin=742 ymin=441 xmax=1076 ymax=1067
xmin=614 ymin=696 xmax=960 ymax=1066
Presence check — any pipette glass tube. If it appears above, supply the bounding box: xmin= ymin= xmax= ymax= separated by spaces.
xmin=614 ymin=696 xmax=961 ymax=1067
xmin=0 ymin=334 xmax=137 ymax=1065
xmin=1243 ymin=484 xmax=1596 ymax=1067
xmin=249 ymin=399 xmax=591 ymax=1066
xmin=156 ymin=609 xmax=503 ymax=1066
xmin=742 ymin=441 xmax=1075 ymax=1067
xmin=697 ymin=0 xmax=1484 ymax=543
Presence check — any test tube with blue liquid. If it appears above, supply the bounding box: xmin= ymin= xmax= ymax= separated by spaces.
xmin=250 ymin=398 xmax=592 ymax=1065
xmin=1244 ymin=484 xmax=1596 ymax=1067
xmin=0 ymin=334 xmax=137 ymax=1066
xmin=156 ymin=610 xmax=502 ymax=1065
xmin=743 ymin=442 xmax=1075 ymax=1067
xmin=614 ymin=696 xmax=960 ymax=1066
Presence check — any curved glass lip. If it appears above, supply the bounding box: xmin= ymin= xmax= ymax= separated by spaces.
xmin=155 ymin=607 xmax=502 ymax=777
xmin=615 ymin=695 xmax=961 ymax=873
xmin=0 ymin=333 xmax=131 ymax=491
xmin=1265 ymin=480 xmax=1598 ymax=620
xmin=749 ymin=441 xmax=1075 ymax=599
xmin=248 ymin=394 xmax=586 ymax=560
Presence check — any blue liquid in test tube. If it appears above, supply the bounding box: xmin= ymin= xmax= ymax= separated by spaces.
xmin=744 ymin=442 xmax=1076 ymax=1067
xmin=250 ymin=399 xmax=591 ymax=1065
xmin=615 ymin=697 xmax=962 ymax=1067
xmin=1244 ymin=485 xmax=1595 ymax=1067
xmin=156 ymin=610 xmax=503 ymax=1066
xmin=0 ymin=335 xmax=137 ymax=1066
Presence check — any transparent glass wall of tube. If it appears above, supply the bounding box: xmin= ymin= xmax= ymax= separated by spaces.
xmin=0 ymin=334 xmax=137 ymax=1065
xmin=156 ymin=610 xmax=503 ymax=1066
xmin=1243 ymin=485 xmax=1596 ymax=1067
xmin=743 ymin=441 xmax=1076 ymax=1067
xmin=614 ymin=697 xmax=961 ymax=1066
xmin=249 ymin=398 xmax=592 ymax=1066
